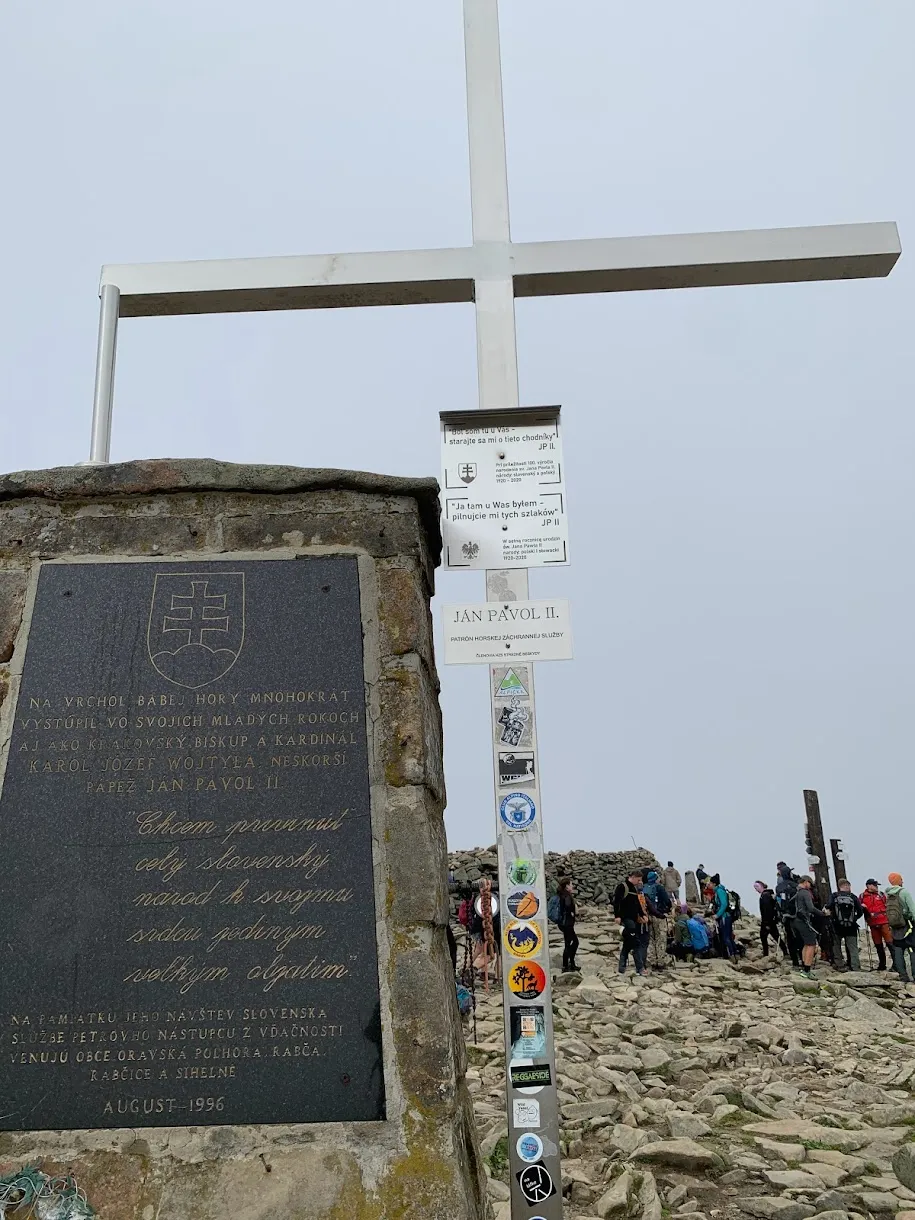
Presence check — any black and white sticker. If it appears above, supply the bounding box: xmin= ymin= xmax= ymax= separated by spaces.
xmin=517 ymin=1163 xmax=556 ymax=1205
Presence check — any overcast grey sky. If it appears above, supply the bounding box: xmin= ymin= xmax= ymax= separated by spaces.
xmin=2 ymin=2 xmax=913 ymax=904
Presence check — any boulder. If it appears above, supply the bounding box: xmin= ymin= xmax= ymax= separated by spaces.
xmin=737 ymin=1198 xmax=817 ymax=1220
xmin=630 ymin=1138 xmax=726 ymax=1173
xmin=893 ymin=1146 xmax=915 ymax=1193
xmin=742 ymin=1121 xmax=871 ymax=1153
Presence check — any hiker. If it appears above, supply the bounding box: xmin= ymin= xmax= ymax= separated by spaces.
xmin=755 ymin=880 xmax=787 ymax=958
xmin=711 ymin=874 xmax=737 ymax=959
xmin=663 ymin=861 xmax=682 ymax=905
xmin=556 ymin=876 xmax=580 ymax=973
xmin=860 ymin=878 xmax=893 ymax=972
xmin=643 ymin=869 xmax=673 ymax=968
xmin=696 ymin=864 xmax=708 ymax=892
xmin=885 ymin=873 xmax=915 ymax=983
xmin=614 ymin=869 xmax=650 ymax=976
xmin=775 ymin=863 xmax=802 ymax=968
xmin=826 ymin=878 xmax=864 ymax=972
xmin=687 ymin=908 xmax=711 ymax=958
xmin=669 ymin=909 xmax=694 ymax=961
xmin=810 ymin=878 xmax=835 ymax=966
xmin=792 ymin=875 xmax=823 ymax=979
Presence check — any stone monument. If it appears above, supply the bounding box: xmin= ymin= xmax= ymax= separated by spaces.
xmin=0 ymin=459 xmax=487 ymax=1220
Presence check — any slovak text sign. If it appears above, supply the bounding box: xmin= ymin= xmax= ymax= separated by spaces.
xmin=442 ymin=599 xmax=572 ymax=664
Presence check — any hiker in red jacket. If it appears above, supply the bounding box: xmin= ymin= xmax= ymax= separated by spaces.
xmin=860 ymin=878 xmax=893 ymax=972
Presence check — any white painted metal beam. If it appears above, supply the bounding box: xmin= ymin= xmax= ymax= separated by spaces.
xmin=511 ymin=222 xmax=902 ymax=296
xmin=102 ymin=221 xmax=900 ymax=319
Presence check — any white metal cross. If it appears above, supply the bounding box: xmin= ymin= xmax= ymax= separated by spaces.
xmin=88 ymin=0 xmax=900 ymax=464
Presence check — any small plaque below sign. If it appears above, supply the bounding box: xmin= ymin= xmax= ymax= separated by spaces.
xmin=442 ymin=599 xmax=572 ymax=664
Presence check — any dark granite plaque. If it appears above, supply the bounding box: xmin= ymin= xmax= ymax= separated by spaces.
xmin=0 ymin=557 xmax=385 ymax=1129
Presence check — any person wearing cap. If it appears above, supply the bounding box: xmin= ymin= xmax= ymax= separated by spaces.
xmin=614 ymin=869 xmax=650 ymax=976
xmin=860 ymin=878 xmax=893 ymax=972
xmin=793 ymin=875 xmax=824 ymax=979
xmin=885 ymin=873 xmax=915 ymax=982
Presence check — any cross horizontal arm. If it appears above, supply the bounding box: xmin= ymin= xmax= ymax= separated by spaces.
xmin=512 ymin=222 xmax=901 ymax=296
xmin=103 ymin=247 xmax=479 ymax=318
xmin=101 ymin=221 xmax=900 ymax=318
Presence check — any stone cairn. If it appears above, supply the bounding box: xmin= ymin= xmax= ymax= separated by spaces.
xmin=448 ymin=846 xmax=662 ymax=906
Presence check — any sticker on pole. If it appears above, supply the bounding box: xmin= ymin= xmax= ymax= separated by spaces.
xmin=506 ymin=858 xmax=538 ymax=887
xmin=505 ymin=888 xmax=539 ymax=918
xmin=516 ymin=1132 xmax=544 ymax=1163
xmin=493 ymin=666 xmax=529 ymax=699
xmin=499 ymin=751 xmax=535 ymax=787
xmin=507 ymin=960 xmax=546 ymax=999
xmin=517 ymin=1163 xmax=556 ymax=1204
xmin=500 ymin=792 xmax=536 ymax=831
xmin=512 ymin=1097 xmax=541 ymax=1129
xmin=510 ymin=1005 xmax=546 ymax=1059
xmin=440 ymin=405 xmax=569 ymax=570
xmin=509 ymin=1059 xmax=551 ymax=1092
xmin=504 ymin=919 xmax=543 ymax=958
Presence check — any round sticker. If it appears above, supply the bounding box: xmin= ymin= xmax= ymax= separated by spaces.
xmin=507 ymin=960 xmax=546 ymax=1000
xmin=517 ymin=1133 xmax=544 ymax=1163
xmin=473 ymin=893 xmax=499 ymax=919
xmin=506 ymin=888 xmax=539 ymax=919
xmin=507 ymin=858 xmax=538 ymax=887
xmin=504 ymin=919 xmax=543 ymax=958
xmin=500 ymin=792 xmax=536 ymax=831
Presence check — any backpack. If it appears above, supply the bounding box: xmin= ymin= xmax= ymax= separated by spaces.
xmin=886 ymin=890 xmax=909 ymax=932
xmin=653 ymin=887 xmax=672 ymax=915
xmin=727 ymin=891 xmax=741 ymax=922
xmin=456 ymin=984 xmax=474 ymax=1016
xmin=457 ymin=899 xmax=471 ymax=928
xmin=780 ymin=882 xmax=799 ymax=919
xmin=547 ymin=894 xmax=563 ymax=926
xmin=832 ymin=892 xmax=859 ymax=930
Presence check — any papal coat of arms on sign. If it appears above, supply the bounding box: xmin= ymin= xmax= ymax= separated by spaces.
xmin=147 ymin=572 xmax=245 ymax=689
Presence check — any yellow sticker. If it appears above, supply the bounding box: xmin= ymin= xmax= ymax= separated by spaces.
xmin=504 ymin=919 xmax=543 ymax=959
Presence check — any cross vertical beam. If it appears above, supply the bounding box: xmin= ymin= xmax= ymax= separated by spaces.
xmin=464 ymin=4 xmax=561 ymax=1216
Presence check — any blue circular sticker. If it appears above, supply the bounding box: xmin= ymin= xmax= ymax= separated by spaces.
xmin=500 ymin=792 xmax=536 ymax=831
xmin=517 ymin=1132 xmax=544 ymax=1163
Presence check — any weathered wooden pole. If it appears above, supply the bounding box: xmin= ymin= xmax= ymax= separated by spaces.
xmin=803 ymin=789 xmax=833 ymax=902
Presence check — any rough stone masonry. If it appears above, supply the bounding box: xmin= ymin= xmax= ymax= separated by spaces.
xmin=0 ymin=459 xmax=488 ymax=1220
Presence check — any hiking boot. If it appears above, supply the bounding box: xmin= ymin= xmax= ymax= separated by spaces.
xmin=800 ymin=969 xmax=816 ymax=980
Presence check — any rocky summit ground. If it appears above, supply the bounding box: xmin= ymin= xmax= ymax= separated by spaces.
xmin=463 ymin=908 xmax=915 ymax=1220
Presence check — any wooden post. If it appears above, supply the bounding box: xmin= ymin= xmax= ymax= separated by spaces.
xmin=830 ymin=838 xmax=848 ymax=885
xmin=803 ymin=790 xmax=833 ymax=902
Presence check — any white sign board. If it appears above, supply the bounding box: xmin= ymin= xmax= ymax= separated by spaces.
xmin=440 ymin=405 xmax=568 ymax=570
xmin=442 ymin=599 xmax=573 ymax=664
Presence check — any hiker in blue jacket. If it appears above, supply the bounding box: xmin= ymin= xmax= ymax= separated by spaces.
xmin=712 ymin=874 xmax=737 ymax=959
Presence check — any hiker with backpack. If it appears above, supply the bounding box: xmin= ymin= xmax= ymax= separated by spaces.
xmin=775 ymin=863 xmax=803 ymax=968
xmin=793 ymin=875 xmax=824 ymax=979
xmin=826 ymin=878 xmax=864 ymax=972
xmin=550 ymin=877 xmax=580 ymax=973
xmin=643 ymin=869 xmax=673 ymax=968
xmin=885 ymin=873 xmax=915 ymax=983
xmin=711 ymin=874 xmax=738 ymax=959
xmin=614 ymin=869 xmax=650 ymax=976
xmin=755 ymin=880 xmax=788 ymax=958
xmin=860 ymin=878 xmax=894 ymax=971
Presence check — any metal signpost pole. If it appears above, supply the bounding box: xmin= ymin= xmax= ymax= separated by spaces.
xmin=464 ymin=4 xmax=563 ymax=1213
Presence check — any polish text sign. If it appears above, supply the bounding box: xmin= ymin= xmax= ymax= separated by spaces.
xmin=442 ymin=599 xmax=573 ymax=664
xmin=439 ymin=405 xmax=568 ymax=570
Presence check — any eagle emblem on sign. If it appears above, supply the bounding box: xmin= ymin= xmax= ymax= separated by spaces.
xmin=147 ymin=572 xmax=245 ymax=689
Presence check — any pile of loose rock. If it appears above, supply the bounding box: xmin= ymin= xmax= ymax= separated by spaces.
xmin=461 ymin=905 xmax=915 ymax=1220
xmin=449 ymin=847 xmax=662 ymax=907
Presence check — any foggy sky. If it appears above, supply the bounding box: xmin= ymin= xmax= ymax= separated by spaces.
xmin=2 ymin=1 xmax=913 ymax=905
